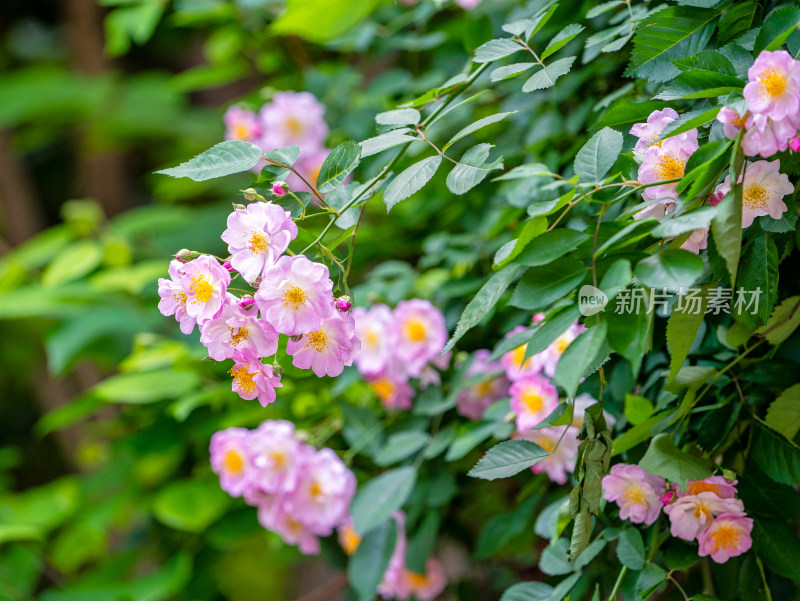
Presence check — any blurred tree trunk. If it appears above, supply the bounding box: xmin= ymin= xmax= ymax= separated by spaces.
xmin=0 ymin=131 xmax=44 ymax=247
xmin=64 ymin=0 xmax=128 ymax=217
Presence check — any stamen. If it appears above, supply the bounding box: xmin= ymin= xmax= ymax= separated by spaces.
xmin=189 ymin=274 xmax=214 ymax=304
xmin=304 ymin=330 xmax=327 ymax=352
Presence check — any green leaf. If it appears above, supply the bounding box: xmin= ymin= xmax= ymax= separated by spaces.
xmin=752 ymin=517 xmax=800 ymax=583
xmin=673 ymin=50 xmax=736 ymax=75
xmin=754 ymin=5 xmax=800 ymax=54
xmin=624 ymin=394 xmax=654 ymax=426
xmin=738 ymin=231 xmax=778 ymax=323
xmin=360 ymin=130 xmax=416 ymax=158
xmin=490 ymin=62 xmax=537 ymax=82
xmin=444 ymin=112 xmax=516 ymax=151
xmin=351 ymin=467 xmax=417 ymax=534
xmin=523 ymin=305 xmax=584 ymax=362
xmin=654 ymin=70 xmax=743 ymax=101
xmin=604 ymin=305 xmax=652 ymax=377
xmin=263 ymin=145 xmax=300 ymax=167
xmin=446 ymin=144 xmax=504 ymax=195
xmin=587 ymin=1 xmax=625 ymax=19
xmin=510 ymin=257 xmax=586 ymax=311
xmin=752 ymin=421 xmax=800 ymax=485
xmin=612 ymin=411 xmax=671 ymax=456
xmin=666 ymin=285 xmax=709 ymax=382
xmin=316 ymin=140 xmax=360 ymax=193
xmin=92 ymin=369 xmax=200 ymax=404
xmin=445 ymin=422 xmax=497 ymax=461
xmin=41 ymin=240 xmax=103 ymax=288
xmin=542 ymin=24 xmax=585 ymax=60
xmin=594 ymin=100 xmax=670 ymax=131
xmin=474 ymin=38 xmax=523 ymax=63
xmin=625 ymin=7 xmax=720 ymax=82
xmin=348 ymin=519 xmax=398 ymax=601
xmin=658 ymin=106 xmax=721 ymax=141
xmin=765 ymin=386 xmax=800 ymax=455
xmin=756 ymin=296 xmax=800 ymax=346
xmin=717 ymin=2 xmax=757 ymax=45
xmin=151 ymin=478 xmax=229 ymax=533
xmin=522 ymin=56 xmax=576 ymax=92
xmin=271 ymin=0 xmax=381 ymax=43
xmin=638 ymin=433 xmax=711 ymax=490
xmin=599 ymin=259 xmax=632 ymax=302
xmin=617 ymin=528 xmax=645 ymax=570
xmin=340 ymin=402 xmax=383 ymax=457
xmin=514 ymin=229 xmax=590 ymax=267
xmin=156 ymin=140 xmax=263 ymax=181
xmin=374 ymin=431 xmax=430 ymax=467
xmin=574 ymin=127 xmax=623 ymax=184
xmin=375 ymin=108 xmax=420 ymax=126
xmin=383 ymin=156 xmax=442 ymax=212
xmin=493 ymin=217 xmax=548 ymax=270
xmin=468 ymin=440 xmax=549 ymax=480
xmin=711 ymin=192 xmax=742 ymax=286
xmin=635 ymin=249 xmax=705 ymax=293
xmin=493 ymin=162 xmax=554 ymax=181
xmin=444 ymin=265 xmax=520 ymax=353
xmin=554 ymin=322 xmax=608 ymax=399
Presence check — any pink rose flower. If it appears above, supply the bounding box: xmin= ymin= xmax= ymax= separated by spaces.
xmin=639 ymin=135 xmax=699 ymax=202
xmin=259 ymin=91 xmax=329 ymax=152
xmin=602 ymin=463 xmax=665 ymax=525
xmin=157 ymin=259 xmax=196 ymax=335
xmin=404 ymin=558 xmax=448 ymax=601
xmin=664 ymin=492 xmax=745 ymax=541
xmin=353 ymin=304 xmax=396 ymax=376
xmin=682 ymin=475 xmax=739 ymax=499
xmin=456 ymin=0 xmax=482 ymax=8
xmin=179 ymin=254 xmax=231 ymax=324
xmin=247 ymin=420 xmax=304 ymax=495
xmin=681 ymin=227 xmax=709 ymax=255
xmin=367 ymin=371 xmax=414 ymax=410
xmin=517 ymin=425 xmax=581 ymax=485
xmin=716 ymin=107 xmax=748 ymax=140
xmin=393 ymin=300 xmax=448 ymax=378
xmin=228 ymin=351 xmax=283 ymax=407
xmin=286 ymin=310 xmax=360 ymax=377
xmin=741 ymin=112 xmax=799 ymax=157
xmin=714 ymin=159 xmax=793 ymax=227
xmin=209 ymin=427 xmax=253 ymax=497
xmin=631 ymin=108 xmax=699 ymax=153
xmin=697 ymin=513 xmax=753 ymax=564
xmin=224 ymin=106 xmax=262 ymax=142
xmin=255 ymin=255 xmax=335 ymax=336
xmin=221 ymin=202 xmax=297 ymax=283
xmin=743 ymin=50 xmax=800 ymax=122
xmin=510 ymin=374 xmax=559 ymax=432
xmin=199 ymin=294 xmax=279 ymax=361
xmin=255 ymin=495 xmax=321 ymax=555
xmin=456 ymin=349 xmax=509 ymax=420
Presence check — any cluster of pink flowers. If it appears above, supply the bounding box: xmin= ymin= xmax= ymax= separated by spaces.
xmin=338 ymin=513 xmax=448 ymax=600
xmin=493 ymin=315 xmax=617 ymax=485
xmin=224 ymin=91 xmax=330 ymax=192
xmin=602 ymin=465 xmax=752 ymax=564
xmin=158 ymin=201 xmax=359 ymax=406
xmin=351 ymin=300 xmax=449 ymax=410
xmin=210 ymin=421 xmax=356 ymax=555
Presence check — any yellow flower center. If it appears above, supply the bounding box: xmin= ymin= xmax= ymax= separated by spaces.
xmin=655 ymin=153 xmax=685 ymax=181
xmin=553 ymin=337 xmax=570 ymax=355
xmin=269 ymin=450 xmax=286 ymax=469
xmin=229 ymin=365 xmax=257 ymax=395
xmin=229 ymin=326 xmax=249 ymax=345
xmin=173 ymin=290 xmax=187 ymax=309
xmin=282 ymin=285 xmax=308 ymax=310
xmin=189 ymin=274 xmax=214 ymax=304
xmin=286 ymin=517 xmax=303 ymax=535
xmin=512 ymin=345 xmax=529 ymax=370
xmin=405 ymin=571 xmax=429 ymax=589
xmin=233 ymin=122 xmax=250 ymax=140
xmin=223 ymin=449 xmax=245 ymax=474
xmin=522 ymin=390 xmax=544 ymax=414
xmin=686 ymin=481 xmax=720 ymax=496
xmin=760 ymin=69 xmax=787 ymax=100
xmin=744 ymin=184 xmax=768 ymax=209
xmin=476 ymin=380 xmax=494 ymax=396
xmin=309 ymin=480 xmax=325 ymax=502
xmin=371 ymin=378 xmax=394 ymax=400
xmin=405 ymin=320 xmax=426 ymax=342
xmin=340 ymin=525 xmax=362 ymax=556
xmin=537 ymin=437 xmax=556 ymax=453
xmin=731 ymin=113 xmax=748 ymax=128
xmin=285 ymin=117 xmax=304 ymax=136
xmin=365 ymin=330 xmax=380 ymax=348
xmin=304 ymin=330 xmax=327 ymax=352
xmin=622 ymin=485 xmax=647 ymax=507
xmin=710 ymin=523 xmax=741 ymax=553
xmin=248 ymin=231 xmax=269 ymax=255
xmin=693 ymin=503 xmax=712 ymax=522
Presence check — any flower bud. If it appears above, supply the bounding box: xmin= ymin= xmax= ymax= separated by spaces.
xmin=661 ymin=490 xmax=676 ymax=505
xmin=242 ymin=188 xmax=260 ymax=201
xmin=272 ymin=180 xmax=288 ymax=196
xmin=790 ymin=136 xmax=800 ymax=153
xmin=222 ymin=260 xmax=236 ymax=274
xmin=176 ymin=249 xmax=194 ymax=263
xmin=232 ymin=203 xmax=246 ymax=211
xmin=239 ymin=297 xmax=255 ymax=310
xmin=708 ymin=191 xmax=724 ymax=207
xmin=272 ymin=364 xmax=283 ymax=378
xmin=335 ymin=295 xmax=352 ymax=312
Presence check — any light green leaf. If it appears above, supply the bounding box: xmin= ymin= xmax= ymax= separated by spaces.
xmin=351 ymin=467 xmax=417 ymax=535
xmin=349 ymin=519 xmax=398 ymax=601
xmin=468 ymin=440 xmax=549 ymax=480
xmin=374 ymin=431 xmax=430 ymax=467
xmin=446 ymin=144 xmax=504 ymax=195
xmin=156 ymin=140 xmax=263 ymax=181
xmin=651 ymin=206 xmax=717 ymax=238
xmin=711 ymin=192 xmax=742 ymax=287
xmin=756 ymin=296 xmax=800 ymax=346
xmin=587 ymin=1 xmax=625 ymax=18
xmin=522 ymin=56 xmax=576 ymax=92
xmin=316 ymin=140 xmax=361 ymax=193
xmin=658 ymin=106 xmax=721 ymax=141
xmin=474 ymin=38 xmax=523 ymax=63
xmin=444 ymin=265 xmax=520 ymax=353
xmin=617 ymin=528 xmax=646 ymax=570
xmin=42 ymin=240 xmax=103 ymax=288
xmin=542 ymin=24 xmax=585 ymax=60
xmin=92 ymin=369 xmax=200 ymax=404
xmin=766 ymin=384 xmax=800 ymax=442
xmin=263 ymin=145 xmax=300 ymax=166
xmin=375 ymin=108 xmax=420 ymax=127
xmin=635 ymin=249 xmax=705 ymax=293
xmin=493 ymin=163 xmax=554 ymax=181
xmin=666 ymin=285 xmax=710 ymax=382
xmin=360 ymin=130 xmax=417 ymax=158
xmin=574 ymin=127 xmax=623 ymax=184
xmin=444 ymin=112 xmax=516 ymax=151
xmin=514 ymin=229 xmax=590 ymax=267
xmin=638 ymin=433 xmax=711 ymax=490
xmin=490 ymin=62 xmax=537 ymax=82
xmin=383 ymin=156 xmax=442 ymax=212
xmin=493 ymin=217 xmax=548 ymax=270
xmin=271 ymin=0 xmax=381 ymax=43
xmin=554 ymin=322 xmax=608 ymax=399
xmin=624 ymin=394 xmax=654 ymax=426
xmin=151 ymin=478 xmax=229 ymax=533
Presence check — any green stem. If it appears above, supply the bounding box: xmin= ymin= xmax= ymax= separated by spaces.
xmin=757 ymin=556 xmax=773 ymax=601
xmin=607 ymin=565 xmax=627 ymax=601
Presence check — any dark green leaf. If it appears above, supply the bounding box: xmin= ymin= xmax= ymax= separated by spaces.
xmin=617 ymin=528 xmax=646 ymax=570
xmin=474 ymin=38 xmax=523 ymax=63
xmin=522 ymin=57 xmax=576 ymax=92
xmin=349 ymin=519 xmax=398 ymax=601
xmin=638 ymin=433 xmax=711 ymax=490
xmin=574 ymin=127 xmax=623 ymax=184
xmin=554 ymin=322 xmax=608 ymax=399
xmin=351 ymin=467 xmax=417 ymax=534
xmin=635 ymin=249 xmax=705 ymax=293
xmin=468 ymin=440 xmax=549 ymax=480
xmin=510 ymin=257 xmax=587 ymax=311
xmin=316 ymin=140 xmax=361 ymax=193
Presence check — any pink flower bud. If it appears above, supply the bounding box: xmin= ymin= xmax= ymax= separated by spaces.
xmin=661 ymin=490 xmax=676 ymax=505
xmin=790 ymin=136 xmax=800 ymax=153
xmin=336 ymin=295 xmax=352 ymax=312
xmin=239 ymin=297 xmax=255 ymax=310
xmin=222 ymin=260 xmax=236 ymax=274
xmin=176 ymin=249 xmax=193 ymax=263
xmin=272 ymin=181 xmax=288 ymax=196
xmin=708 ymin=191 xmax=724 ymax=207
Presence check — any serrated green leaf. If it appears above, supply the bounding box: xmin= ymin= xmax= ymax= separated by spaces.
xmin=587 ymin=1 xmax=625 ymax=19
xmin=383 ymin=156 xmax=442 ymax=212
xmin=263 ymin=145 xmax=300 ymax=166
xmin=711 ymin=191 xmax=742 ymax=286
xmin=654 ymin=70 xmax=744 ymax=101
xmin=766 ymin=384 xmax=800 ymax=442
xmin=542 ymin=24 xmax=584 ymax=60
xmin=635 ymin=249 xmax=705 ymax=293
xmin=316 ymin=140 xmax=360 ymax=193
xmin=574 ymin=126 xmax=623 ymax=184
xmin=375 ymin=108 xmax=420 ymax=127
xmin=752 ymin=517 xmax=800 ymax=583
xmin=444 ymin=112 xmax=516 ymax=151
xmin=493 ymin=216 xmax=548 ymax=270
xmin=522 ymin=56 xmax=576 ymax=92
xmin=474 ymin=38 xmax=523 ymax=63
xmin=554 ymin=322 xmax=607 ymax=399
xmin=468 ymin=440 xmax=549 ymax=480
xmin=638 ymin=433 xmax=711 ymax=490
xmin=446 ymin=143 xmax=504 ymax=195
xmin=156 ymin=140 xmax=263 ymax=181
xmin=490 ymin=62 xmax=537 ymax=82
xmin=514 ymin=229 xmax=590 ymax=267
xmin=359 ymin=130 xmax=417 ymax=158
xmin=658 ymin=106 xmax=720 ymax=140
xmin=666 ymin=285 xmax=710 ymax=382
xmin=717 ymin=2 xmax=757 ymax=45
xmin=617 ymin=528 xmax=646 ymax=570
xmin=754 ymin=6 xmax=800 ymax=54
xmin=756 ymin=295 xmax=800 ymax=346
xmin=510 ymin=257 xmax=586 ymax=311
